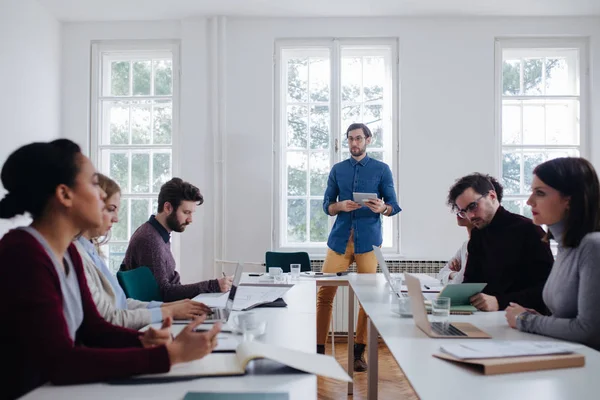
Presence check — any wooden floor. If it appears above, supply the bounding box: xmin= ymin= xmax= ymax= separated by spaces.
xmin=317 ymin=341 xmax=419 ymax=399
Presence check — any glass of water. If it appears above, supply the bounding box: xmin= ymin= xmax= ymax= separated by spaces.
xmin=233 ymin=312 xmax=267 ymax=342
xmin=290 ymin=264 xmax=301 ymax=280
xmin=389 ymin=276 xmax=403 ymax=294
xmin=431 ymin=297 xmax=451 ymax=328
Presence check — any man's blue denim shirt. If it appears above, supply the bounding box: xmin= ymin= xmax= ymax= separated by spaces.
xmin=323 ymin=154 xmax=401 ymax=254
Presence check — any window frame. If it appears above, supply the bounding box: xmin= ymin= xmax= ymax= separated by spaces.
xmin=494 ymin=37 xmax=589 ymax=215
xmin=273 ymin=38 xmax=400 ymax=256
xmin=90 ymin=40 xmax=181 ymax=272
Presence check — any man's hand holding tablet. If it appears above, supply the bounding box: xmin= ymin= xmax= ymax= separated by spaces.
xmin=353 ymin=192 xmax=378 ymax=205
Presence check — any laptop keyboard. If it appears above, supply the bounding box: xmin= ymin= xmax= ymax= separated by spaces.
xmin=210 ymin=308 xmax=223 ymax=320
xmin=431 ymin=322 xmax=467 ymax=337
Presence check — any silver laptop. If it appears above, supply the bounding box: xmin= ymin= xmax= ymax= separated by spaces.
xmin=405 ymin=273 xmax=490 ymax=339
xmin=372 ymin=245 xmax=407 ymax=298
xmin=203 ymin=263 xmax=243 ymax=324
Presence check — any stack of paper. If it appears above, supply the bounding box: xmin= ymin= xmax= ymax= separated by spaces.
xmin=440 ymin=341 xmax=582 ymax=359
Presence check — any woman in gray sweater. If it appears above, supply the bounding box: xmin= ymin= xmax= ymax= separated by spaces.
xmin=506 ymin=157 xmax=600 ymax=351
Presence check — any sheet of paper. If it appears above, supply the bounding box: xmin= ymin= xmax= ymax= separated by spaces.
xmin=237 ymin=341 xmax=352 ymax=382
xmin=440 ymin=341 xmax=582 ymax=359
xmin=232 ymin=285 xmax=293 ymax=311
xmin=192 ymin=292 xmax=229 ymax=308
xmin=193 ymin=286 xmax=293 ymax=311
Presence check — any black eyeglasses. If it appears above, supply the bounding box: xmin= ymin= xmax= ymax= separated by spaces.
xmin=455 ymin=192 xmax=489 ymax=219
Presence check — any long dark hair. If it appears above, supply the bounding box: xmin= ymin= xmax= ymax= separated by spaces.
xmin=0 ymin=139 xmax=82 ymax=220
xmin=534 ymin=157 xmax=600 ymax=248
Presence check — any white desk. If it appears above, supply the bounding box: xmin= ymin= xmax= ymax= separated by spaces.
xmin=349 ymin=274 xmax=600 ymax=400
xmin=22 ymin=282 xmax=318 ymax=400
xmin=242 ymin=272 xmax=356 ymax=395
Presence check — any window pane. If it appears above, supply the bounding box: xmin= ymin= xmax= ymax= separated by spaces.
xmin=523 ymin=58 xmax=544 ymax=95
xmin=154 ymin=60 xmax=173 ymax=95
xmin=310 ymin=200 xmax=328 ymax=242
xmin=341 ymin=57 xmax=361 ymax=102
xmin=545 ymin=58 xmax=570 ymax=95
xmin=546 ymin=100 xmax=579 ymax=145
xmin=287 ymin=152 xmax=307 ymax=196
xmin=309 ymin=105 xmax=329 ymax=150
xmin=131 ymin=199 xmax=150 ymax=235
xmin=108 ymin=243 xmax=128 ymax=274
xmin=131 ymin=103 xmax=151 ymax=144
xmin=109 ymin=152 xmax=129 ymax=193
xmin=524 ymin=152 xmax=545 ymax=191
xmin=341 ymin=104 xmax=360 ymax=148
xmin=502 ymin=151 xmax=521 ymax=195
xmin=503 ymin=199 xmax=522 ymax=215
xmin=522 ymin=103 xmax=545 ymax=145
xmin=309 ymin=58 xmax=329 ymax=102
xmin=287 ymin=199 xmax=306 ymax=243
xmin=131 ymin=153 xmax=150 ymax=193
xmin=368 ymin=122 xmax=384 ymax=148
xmin=363 ymin=57 xmax=384 ymax=102
xmin=111 ymin=61 xmax=130 ymax=96
xmin=108 ymin=102 xmax=129 ymax=145
xmin=287 ymin=105 xmax=308 ymax=148
xmin=502 ymin=103 xmax=521 ymax=145
xmin=369 ymin=151 xmax=384 ymax=162
xmin=151 ymin=198 xmax=159 ymax=216
xmin=153 ymin=101 xmax=172 ymax=144
xmin=287 ymin=58 xmax=308 ymax=103
xmin=112 ymin=198 xmax=128 ymax=241
xmin=310 ymin=151 xmax=329 ymax=196
xmin=153 ymin=152 xmax=171 ymax=193
xmin=502 ymin=59 xmax=521 ymax=95
xmin=133 ymin=61 xmax=151 ymax=96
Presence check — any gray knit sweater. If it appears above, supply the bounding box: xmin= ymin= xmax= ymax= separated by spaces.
xmin=517 ymin=220 xmax=600 ymax=350
xmin=122 ymin=219 xmax=220 ymax=301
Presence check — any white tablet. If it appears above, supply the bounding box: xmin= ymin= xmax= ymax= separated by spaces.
xmin=353 ymin=192 xmax=378 ymax=204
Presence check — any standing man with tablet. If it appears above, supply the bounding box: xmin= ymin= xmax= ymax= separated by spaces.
xmin=316 ymin=123 xmax=401 ymax=372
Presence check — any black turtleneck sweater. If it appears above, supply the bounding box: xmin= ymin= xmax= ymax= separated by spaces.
xmin=463 ymin=206 xmax=554 ymax=311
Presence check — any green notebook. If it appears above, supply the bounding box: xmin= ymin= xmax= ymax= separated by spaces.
xmin=438 ymin=283 xmax=487 ymax=306
xmin=183 ymin=393 xmax=288 ymax=400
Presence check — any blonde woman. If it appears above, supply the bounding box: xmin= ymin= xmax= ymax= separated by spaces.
xmin=74 ymin=173 xmax=211 ymax=330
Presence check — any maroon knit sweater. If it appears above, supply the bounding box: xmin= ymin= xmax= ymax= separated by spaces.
xmin=0 ymin=230 xmax=170 ymax=399
xmin=122 ymin=220 xmax=220 ymax=301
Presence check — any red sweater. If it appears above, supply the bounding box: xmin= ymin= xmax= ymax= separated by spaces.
xmin=0 ymin=230 xmax=171 ymax=399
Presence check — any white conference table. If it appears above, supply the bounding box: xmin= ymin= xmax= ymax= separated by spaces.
xmin=243 ymin=272 xmax=356 ymax=394
xmin=22 ymin=282 xmax=318 ymax=400
xmin=348 ymin=273 xmax=600 ymax=400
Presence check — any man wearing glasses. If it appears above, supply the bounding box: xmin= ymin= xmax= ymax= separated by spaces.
xmin=447 ymin=173 xmax=553 ymax=312
xmin=316 ymin=123 xmax=401 ymax=372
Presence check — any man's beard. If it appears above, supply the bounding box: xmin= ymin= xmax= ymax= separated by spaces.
xmin=166 ymin=213 xmax=188 ymax=232
xmin=350 ymin=145 xmax=366 ymax=157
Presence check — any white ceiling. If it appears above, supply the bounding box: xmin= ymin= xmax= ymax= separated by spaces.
xmin=36 ymin=0 xmax=600 ymax=22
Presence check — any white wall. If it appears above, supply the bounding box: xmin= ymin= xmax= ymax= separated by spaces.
xmin=61 ymin=17 xmax=600 ymax=282
xmin=0 ymin=0 xmax=61 ymax=237
xmin=224 ymin=17 xmax=600 ymax=262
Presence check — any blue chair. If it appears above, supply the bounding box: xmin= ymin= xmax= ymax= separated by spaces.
xmin=265 ymin=251 xmax=311 ymax=273
xmin=116 ymin=266 xmax=163 ymax=302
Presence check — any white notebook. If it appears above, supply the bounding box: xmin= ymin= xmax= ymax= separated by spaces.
xmin=135 ymin=341 xmax=352 ymax=382
xmin=440 ymin=341 xmax=582 ymax=359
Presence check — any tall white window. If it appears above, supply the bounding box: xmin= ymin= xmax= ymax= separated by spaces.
xmin=496 ymin=39 xmax=587 ymax=217
xmin=275 ymin=39 xmax=399 ymax=253
xmin=91 ymin=42 xmax=180 ymax=272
